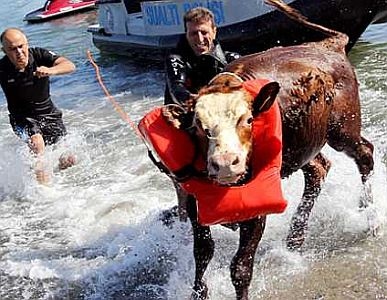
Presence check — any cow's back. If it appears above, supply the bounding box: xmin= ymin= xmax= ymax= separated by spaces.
xmin=225 ymin=43 xmax=360 ymax=176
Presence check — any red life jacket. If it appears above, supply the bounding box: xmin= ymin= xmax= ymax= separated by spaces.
xmin=138 ymin=79 xmax=287 ymax=225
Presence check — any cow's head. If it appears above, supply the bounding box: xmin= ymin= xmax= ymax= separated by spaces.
xmin=163 ymin=74 xmax=280 ymax=185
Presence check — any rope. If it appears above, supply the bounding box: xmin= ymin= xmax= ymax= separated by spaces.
xmin=86 ymin=49 xmax=144 ymax=140
xmin=87 ymin=50 xmax=186 ymax=179
xmin=208 ymin=72 xmax=244 ymax=85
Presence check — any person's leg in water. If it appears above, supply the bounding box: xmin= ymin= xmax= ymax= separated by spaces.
xmin=12 ymin=116 xmax=76 ymax=184
xmin=30 ymin=133 xmax=76 ymax=184
xmin=40 ymin=115 xmax=77 ymax=172
xmin=29 ymin=133 xmax=51 ymax=184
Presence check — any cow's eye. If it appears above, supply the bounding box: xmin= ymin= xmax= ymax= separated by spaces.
xmin=238 ymin=115 xmax=254 ymax=128
xmin=204 ymin=128 xmax=211 ymax=138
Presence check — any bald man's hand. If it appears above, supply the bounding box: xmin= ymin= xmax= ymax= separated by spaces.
xmin=33 ymin=66 xmax=52 ymax=78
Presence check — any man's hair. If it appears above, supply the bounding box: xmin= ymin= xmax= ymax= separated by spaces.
xmin=183 ymin=7 xmax=215 ymax=32
xmin=0 ymin=27 xmax=26 ymax=44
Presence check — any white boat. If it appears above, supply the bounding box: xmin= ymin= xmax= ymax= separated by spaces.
xmin=88 ymin=0 xmax=387 ymax=60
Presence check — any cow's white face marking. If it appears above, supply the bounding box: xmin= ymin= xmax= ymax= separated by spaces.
xmin=195 ymin=91 xmax=253 ymax=184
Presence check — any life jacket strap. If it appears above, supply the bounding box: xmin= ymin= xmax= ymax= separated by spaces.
xmin=147 ymin=150 xmax=201 ymax=182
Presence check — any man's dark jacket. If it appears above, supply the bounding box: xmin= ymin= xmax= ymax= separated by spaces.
xmin=164 ymin=37 xmax=240 ymax=105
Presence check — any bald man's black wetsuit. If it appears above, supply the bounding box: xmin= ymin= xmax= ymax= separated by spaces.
xmin=0 ymin=47 xmax=66 ymax=145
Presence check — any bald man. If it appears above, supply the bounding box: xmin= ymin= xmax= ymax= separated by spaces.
xmin=0 ymin=28 xmax=76 ymax=183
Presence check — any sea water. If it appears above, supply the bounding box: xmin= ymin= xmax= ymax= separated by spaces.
xmin=0 ymin=1 xmax=386 ymax=299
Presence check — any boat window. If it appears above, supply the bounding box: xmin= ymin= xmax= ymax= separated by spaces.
xmin=122 ymin=0 xmax=141 ymax=14
xmin=122 ymin=0 xmax=167 ymax=14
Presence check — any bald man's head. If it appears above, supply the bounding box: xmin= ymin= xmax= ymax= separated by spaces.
xmin=1 ymin=28 xmax=29 ymax=70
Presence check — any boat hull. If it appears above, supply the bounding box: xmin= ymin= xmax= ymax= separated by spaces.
xmin=89 ymin=0 xmax=387 ymax=59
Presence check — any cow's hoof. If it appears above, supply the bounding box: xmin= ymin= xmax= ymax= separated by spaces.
xmin=364 ymin=205 xmax=381 ymax=237
xmin=359 ymin=181 xmax=373 ymax=209
xmin=191 ymin=282 xmax=208 ymax=300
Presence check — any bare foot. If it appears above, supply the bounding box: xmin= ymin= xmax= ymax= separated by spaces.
xmin=35 ymin=160 xmax=51 ymax=185
xmin=58 ymin=153 xmax=77 ymax=170
xmin=35 ymin=169 xmax=51 ymax=185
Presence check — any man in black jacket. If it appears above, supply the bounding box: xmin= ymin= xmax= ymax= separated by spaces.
xmin=0 ymin=28 xmax=76 ymax=184
xmin=162 ymin=7 xmax=240 ymax=223
xmin=164 ymin=7 xmax=239 ymax=107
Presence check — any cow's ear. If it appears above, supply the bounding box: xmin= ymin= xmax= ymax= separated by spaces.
xmin=252 ymin=82 xmax=280 ymax=116
xmin=162 ymin=104 xmax=194 ymax=130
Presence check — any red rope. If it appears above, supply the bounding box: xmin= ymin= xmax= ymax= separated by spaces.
xmin=87 ymin=50 xmax=143 ymax=139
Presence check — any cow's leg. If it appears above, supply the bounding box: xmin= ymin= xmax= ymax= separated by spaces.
xmin=286 ymin=152 xmax=331 ymax=250
xmin=186 ymin=196 xmax=214 ymax=300
xmin=159 ymin=181 xmax=189 ymax=227
xmin=230 ymin=216 xmax=266 ymax=300
xmin=328 ymin=133 xmax=376 ymax=233
xmin=328 ymin=135 xmax=374 ymax=207
xmin=345 ymin=136 xmax=374 ymax=209
xmin=326 ymin=93 xmax=374 ymax=205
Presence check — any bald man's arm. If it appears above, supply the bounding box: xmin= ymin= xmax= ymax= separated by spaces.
xmin=34 ymin=56 xmax=76 ymax=78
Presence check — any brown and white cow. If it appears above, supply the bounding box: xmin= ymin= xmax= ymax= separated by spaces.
xmin=162 ymin=0 xmax=374 ymax=299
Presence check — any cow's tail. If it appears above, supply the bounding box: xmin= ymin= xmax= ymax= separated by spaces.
xmin=265 ymin=0 xmax=348 ymax=49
